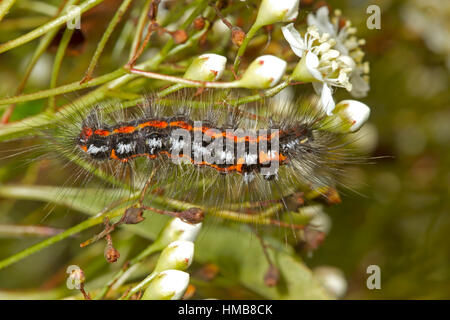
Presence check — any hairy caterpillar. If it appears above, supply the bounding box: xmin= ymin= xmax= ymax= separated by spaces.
xmin=1 ymin=93 xmax=350 ymax=226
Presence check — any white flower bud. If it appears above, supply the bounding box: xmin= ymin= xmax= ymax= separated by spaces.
xmin=154 ymin=240 xmax=194 ymax=273
xmin=313 ymin=266 xmax=347 ymax=299
xmin=254 ymin=0 xmax=300 ymax=27
xmin=141 ymin=270 xmax=190 ymax=300
xmin=183 ymin=53 xmax=227 ymax=81
xmin=236 ymin=55 xmax=287 ymax=89
xmin=155 ymin=217 xmax=202 ymax=249
xmin=332 ymin=100 xmax=371 ymax=132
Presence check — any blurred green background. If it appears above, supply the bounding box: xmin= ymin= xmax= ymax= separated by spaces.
xmin=0 ymin=0 xmax=449 ymax=299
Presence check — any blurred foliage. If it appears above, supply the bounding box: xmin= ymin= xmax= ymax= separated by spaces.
xmin=0 ymin=0 xmax=449 ymax=299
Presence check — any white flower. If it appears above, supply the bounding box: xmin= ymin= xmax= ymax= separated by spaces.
xmin=332 ymin=100 xmax=371 ymax=132
xmin=254 ymin=0 xmax=300 ymax=27
xmin=183 ymin=53 xmax=227 ymax=81
xmin=141 ymin=270 xmax=189 ymax=300
xmin=156 ymin=217 xmax=202 ymax=249
xmin=154 ymin=240 xmax=194 ymax=273
xmin=236 ymin=55 xmax=287 ymax=89
xmin=307 ymin=7 xmax=370 ymax=98
xmin=282 ymin=24 xmax=354 ymax=114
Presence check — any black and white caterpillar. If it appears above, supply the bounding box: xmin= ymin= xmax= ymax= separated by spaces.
xmin=2 ymin=94 xmax=350 ymax=212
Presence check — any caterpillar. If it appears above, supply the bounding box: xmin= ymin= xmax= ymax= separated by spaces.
xmin=1 ymin=93 xmax=349 ymax=224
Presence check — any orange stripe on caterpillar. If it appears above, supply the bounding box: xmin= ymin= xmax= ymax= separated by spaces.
xmin=113 ymin=126 xmax=136 ymax=134
xmin=94 ymin=129 xmax=110 ymax=136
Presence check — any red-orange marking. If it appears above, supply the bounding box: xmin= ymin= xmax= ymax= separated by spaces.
xmin=82 ymin=127 xmax=93 ymax=138
xmin=170 ymin=121 xmax=192 ymax=130
xmin=113 ymin=126 xmax=136 ymax=134
xmin=94 ymin=129 xmax=110 ymax=136
xmin=139 ymin=120 xmax=168 ymax=129
xmin=110 ymin=149 xmax=128 ymax=162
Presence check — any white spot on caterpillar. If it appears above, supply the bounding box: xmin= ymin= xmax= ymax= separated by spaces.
xmin=87 ymin=144 xmax=109 ymax=154
xmin=147 ymin=138 xmax=162 ymax=148
xmin=116 ymin=141 xmax=136 ymax=154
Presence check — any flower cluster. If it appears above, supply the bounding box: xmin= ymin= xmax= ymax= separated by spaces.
xmin=282 ymin=24 xmax=354 ymax=114
xmin=307 ymin=7 xmax=370 ymax=98
xmin=279 ymin=6 xmax=370 ymax=117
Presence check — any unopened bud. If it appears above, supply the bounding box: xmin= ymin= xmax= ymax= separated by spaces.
xmin=154 ymin=240 xmax=194 ymax=273
xmin=183 ymin=54 xmax=227 ymax=81
xmin=236 ymin=55 xmax=287 ymax=89
xmin=331 ymin=100 xmax=371 ymax=132
xmin=313 ymin=266 xmax=347 ymax=298
xmin=141 ymin=270 xmax=190 ymax=300
xmin=155 ymin=217 xmax=203 ymax=249
xmin=254 ymin=0 xmax=300 ymax=28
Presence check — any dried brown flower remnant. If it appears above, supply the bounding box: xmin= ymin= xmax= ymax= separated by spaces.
xmin=193 ymin=17 xmax=206 ymax=30
xmin=264 ymin=264 xmax=280 ymax=287
xmin=232 ymin=27 xmax=246 ymax=46
xmin=172 ymin=29 xmax=188 ymax=44
xmin=179 ymin=207 xmax=204 ymax=224
xmin=104 ymin=238 xmax=121 ymax=263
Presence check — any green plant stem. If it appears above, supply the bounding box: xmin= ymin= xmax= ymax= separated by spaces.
xmin=0 ymin=224 xmax=64 ymax=237
xmin=82 ymin=0 xmax=133 ymax=82
xmin=16 ymin=0 xmax=58 ymax=16
xmin=229 ymin=81 xmax=290 ymax=105
xmin=0 ymin=0 xmax=16 ymax=22
xmin=0 ymin=69 xmax=126 ymax=108
xmin=128 ymin=0 xmax=151 ymax=60
xmin=0 ymin=0 xmax=104 ymax=54
xmin=0 ymin=17 xmax=50 ymax=31
xmin=1 ymin=27 xmax=60 ymax=122
xmin=157 ymin=83 xmax=186 ymax=97
xmin=0 ymin=206 xmax=125 ymax=270
xmin=121 ymin=269 xmax=156 ymax=299
xmin=233 ymin=23 xmax=260 ymax=73
xmin=49 ymin=28 xmax=75 ymax=110
xmin=128 ymin=67 xmax=241 ymax=88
